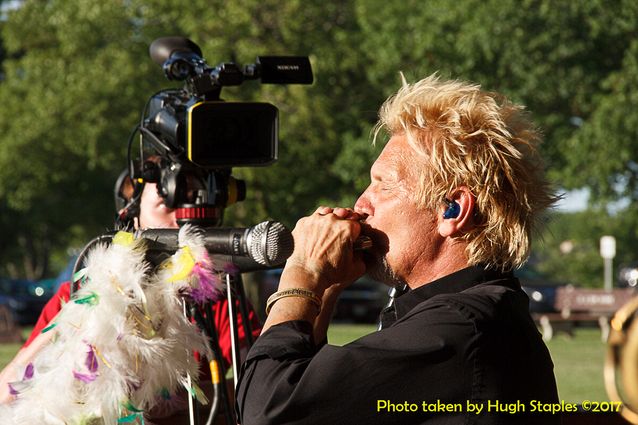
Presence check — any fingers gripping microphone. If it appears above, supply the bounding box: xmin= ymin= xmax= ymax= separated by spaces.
xmin=137 ymin=221 xmax=294 ymax=267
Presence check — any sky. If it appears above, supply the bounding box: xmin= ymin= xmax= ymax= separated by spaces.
xmin=555 ymin=188 xmax=589 ymax=212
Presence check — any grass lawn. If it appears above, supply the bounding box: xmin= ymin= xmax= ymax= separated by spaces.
xmin=0 ymin=327 xmax=32 ymax=371
xmin=545 ymin=328 xmax=608 ymax=403
xmin=0 ymin=324 xmax=609 ymax=404
xmin=0 ymin=343 xmax=23 ymax=369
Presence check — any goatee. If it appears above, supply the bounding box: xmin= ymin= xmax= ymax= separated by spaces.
xmin=366 ymin=254 xmax=407 ymax=288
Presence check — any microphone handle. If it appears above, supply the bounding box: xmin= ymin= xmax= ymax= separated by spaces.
xmin=137 ymin=227 xmax=251 ymax=256
xmin=202 ymin=227 xmax=251 ymax=256
xmin=137 ymin=229 xmax=371 ymax=269
xmin=138 ymin=228 xmax=284 ymax=271
xmin=213 ymin=255 xmax=282 ymax=272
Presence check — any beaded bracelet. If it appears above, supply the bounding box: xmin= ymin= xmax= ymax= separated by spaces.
xmin=265 ymin=288 xmax=322 ymax=315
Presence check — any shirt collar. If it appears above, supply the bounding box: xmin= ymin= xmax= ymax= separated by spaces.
xmin=393 ymin=265 xmax=515 ymax=319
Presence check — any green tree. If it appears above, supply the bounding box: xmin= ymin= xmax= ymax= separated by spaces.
xmin=534 ymin=205 xmax=638 ymax=288
xmin=0 ymin=0 xmax=372 ymax=277
xmin=533 ymin=211 xmax=608 ymax=288
xmin=1 ymin=0 xmax=637 ymax=284
xmin=351 ymin=0 xmax=638 ymax=282
xmin=562 ymin=39 xmax=638 ymax=205
xmin=133 ymin=0 xmax=376 ymax=225
xmin=353 ymin=0 xmax=638 ymax=179
xmin=0 ymin=0 xmax=166 ymax=278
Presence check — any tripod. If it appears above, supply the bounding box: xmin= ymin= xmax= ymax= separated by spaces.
xmin=190 ymin=271 xmax=256 ymax=425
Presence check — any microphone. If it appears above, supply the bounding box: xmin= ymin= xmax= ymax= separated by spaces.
xmin=137 ymin=221 xmax=294 ymax=267
xmin=211 ymin=235 xmax=371 ymax=272
xmin=354 ymin=236 xmax=372 ymax=251
xmin=137 ymin=223 xmax=373 ymax=271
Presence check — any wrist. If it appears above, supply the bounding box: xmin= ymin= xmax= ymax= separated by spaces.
xmin=266 ymin=288 xmax=322 ymax=316
xmin=262 ymin=291 xmax=321 ymax=334
xmin=279 ymin=262 xmax=327 ymax=295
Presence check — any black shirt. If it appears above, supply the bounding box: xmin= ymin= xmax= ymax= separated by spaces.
xmin=236 ymin=266 xmax=560 ymax=424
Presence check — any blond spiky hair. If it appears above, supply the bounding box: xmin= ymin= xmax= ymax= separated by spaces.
xmin=375 ymin=74 xmax=557 ymax=271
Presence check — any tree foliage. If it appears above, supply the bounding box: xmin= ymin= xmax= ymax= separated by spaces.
xmin=0 ymin=0 xmax=636 ymax=285
xmin=353 ymin=0 xmax=638 ymax=183
xmin=533 ymin=204 xmax=638 ymax=288
xmin=0 ymin=0 xmax=163 ymax=278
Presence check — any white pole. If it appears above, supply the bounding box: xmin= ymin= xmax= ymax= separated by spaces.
xmin=600 ymin=236 xmax=616 ymax=292
xmin=604 ymin=257 xmax=613 ymax=292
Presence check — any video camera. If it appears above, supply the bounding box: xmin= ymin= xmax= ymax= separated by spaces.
xmin=131 ymin=36 xmax=313 ymax=226
xmin=65 ymin=38 xmax=312 ymax=425
xmin=122 ymin=38 xmax=313 ymax=424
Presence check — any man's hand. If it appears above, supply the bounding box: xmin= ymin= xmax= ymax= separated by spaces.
xmin=281 ymin=206 xmax=366 ymax=295
xmin=261 ymin=207 xmax=367 ymax=336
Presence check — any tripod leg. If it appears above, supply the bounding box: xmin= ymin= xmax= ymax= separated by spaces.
xmin=182 ymin=299 xmax=197 ymax=425
xmin=232 ymin=274 xmax=255 ymax=346
xmin=198 ymin=302 xmax=236 ymax=425
xmin=226 ymin=274 xmax=242 ymax=388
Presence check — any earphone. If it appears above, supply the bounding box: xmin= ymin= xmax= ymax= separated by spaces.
xmin=443 ymin=198 xmax=461 ymax=219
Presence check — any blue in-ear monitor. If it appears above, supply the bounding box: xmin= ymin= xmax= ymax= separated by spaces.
xmin=443 ymin=199 xmax=461 ymax=219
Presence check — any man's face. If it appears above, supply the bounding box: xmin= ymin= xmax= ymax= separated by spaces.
xmin=354 ymin=134 xmax=440 ymax=287
xmin=137 ymin=183 xmax=178 ymax=229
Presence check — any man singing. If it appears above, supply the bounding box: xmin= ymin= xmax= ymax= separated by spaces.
xmin=236 ymin=74 xmax=560 ymax=425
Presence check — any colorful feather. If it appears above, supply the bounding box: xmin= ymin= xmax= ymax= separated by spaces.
xmin=0 ymin=226 xmax=217 ymax=424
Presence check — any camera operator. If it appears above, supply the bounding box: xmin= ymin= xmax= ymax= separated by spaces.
xmin=0 ymin=167 xmax=262 ymax=417
xmin=236 ymin=75 xmax=560 ymax=425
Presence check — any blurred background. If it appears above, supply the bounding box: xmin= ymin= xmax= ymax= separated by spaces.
xmin=0 ymin=0 xmax=637 ymax=406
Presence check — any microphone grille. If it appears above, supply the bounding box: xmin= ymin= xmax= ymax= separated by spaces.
xmin=248 ymin=221 xmax=294 ymax=266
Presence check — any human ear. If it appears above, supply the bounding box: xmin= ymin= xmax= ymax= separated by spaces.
xmin=438 ymin=187 xmax=475 ymax=237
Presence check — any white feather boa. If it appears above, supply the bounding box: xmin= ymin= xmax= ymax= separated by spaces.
xmin=0 ymin=226 xmax=223 ymax=424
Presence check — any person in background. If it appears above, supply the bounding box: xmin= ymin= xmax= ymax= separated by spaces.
xmin=236 ymin=74 xmax=560 ymax=425
xmin=0 ymin=169 xmax=261 ymax=423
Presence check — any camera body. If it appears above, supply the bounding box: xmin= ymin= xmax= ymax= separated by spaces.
xmin=133 ymin=37 xmax=313 ymax=226
xmin=145 ymin=91 xmax=279 ymax=169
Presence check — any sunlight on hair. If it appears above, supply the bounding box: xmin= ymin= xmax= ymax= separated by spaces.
xmin=374 ymin=74 xmax=558 ymax=270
